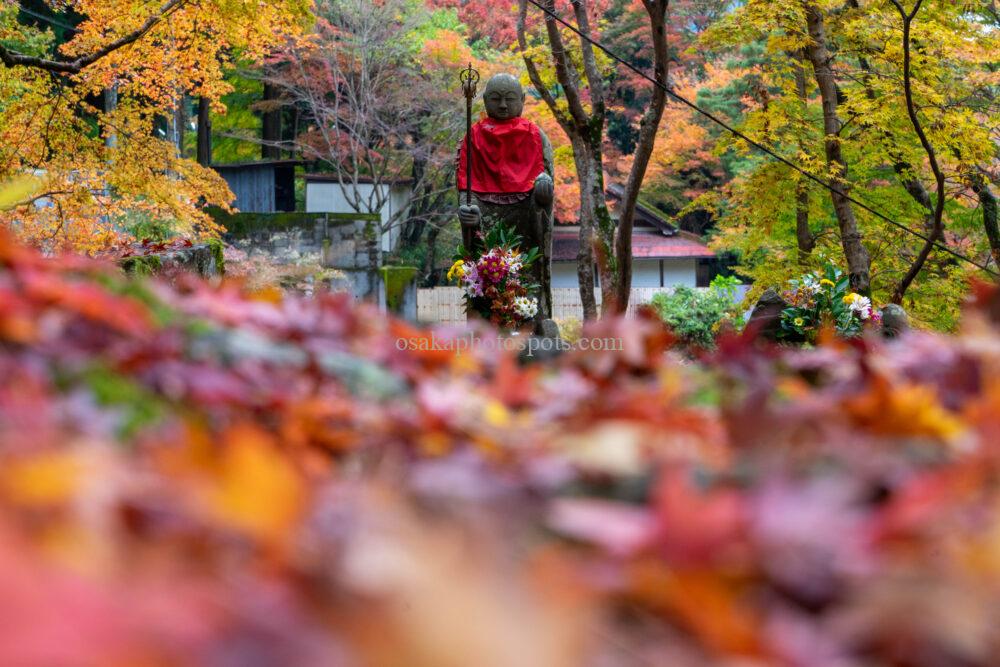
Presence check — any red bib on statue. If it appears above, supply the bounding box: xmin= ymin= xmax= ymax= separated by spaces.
xmin=457 ymin=117 xmax=545 ymax=194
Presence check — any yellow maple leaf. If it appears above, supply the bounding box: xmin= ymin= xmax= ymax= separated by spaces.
xmin=207 ymin=425 xmax=305 ymax=544
xmin=1 ymin=452 xmax=83 ymax=507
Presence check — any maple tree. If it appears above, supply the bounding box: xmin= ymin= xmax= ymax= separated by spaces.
xmin=0 ymin=0 xmax=309 ymax=253
xmin=516 ymin=0 xmax=668 ymax=318
xmin=699 ymin=0 xmax=999 ymax=327
xmin=264 ymin=0 xmax=468 ymax=264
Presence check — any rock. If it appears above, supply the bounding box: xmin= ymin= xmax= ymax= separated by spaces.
xmin=538 ymin=318 xmax=561 ymax=339
xmin=120 ymin=243 xmax=222 ymax=279
xmin=880 ymin=304 xmax=909 ymax=338
xmin=519 ymin=319 xmax=564 ymax=364
xmin=745 ymin=289 xmax=788 ymax=341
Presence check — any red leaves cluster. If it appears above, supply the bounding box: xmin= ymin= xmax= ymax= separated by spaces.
xmin=3 ymin=227 xmax=1000 ymax=665
xmin=117 ymin=238 xmax=196 ymax=258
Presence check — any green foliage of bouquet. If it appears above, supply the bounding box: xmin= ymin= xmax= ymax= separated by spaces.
xmin=450 ymin=223 xmax=541 ymax=330
xmin=780 ymin=265 xmax=881 ymax=342
xmin=650 ymin=275 xmax=743 ymax=349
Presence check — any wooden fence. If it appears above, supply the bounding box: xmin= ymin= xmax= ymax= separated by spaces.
xmin=416 ymin=286 xmax=750 ymax=324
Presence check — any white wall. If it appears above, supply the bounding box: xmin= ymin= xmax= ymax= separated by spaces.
xmin=552 ymin=258 xmax=698 ymax=289
xmin=305 ymin=181 xmax=411 ymax=252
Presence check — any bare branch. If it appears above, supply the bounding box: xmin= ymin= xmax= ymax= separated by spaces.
xmin=571 ymin=0 xmax=605 ymax=113
xmin=517 ymin=0 xmax=574 ymax=131
xmin=540 ymin=0 xmax=590 ymax=126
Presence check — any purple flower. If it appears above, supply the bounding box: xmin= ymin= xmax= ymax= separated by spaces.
xmin=462 ymin=263 xmax=484 ymax=297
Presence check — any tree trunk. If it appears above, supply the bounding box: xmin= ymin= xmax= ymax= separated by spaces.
xmin=103 ymin=86 xmax=118 ymax=149
xmin=518 ymin=0 xmax=604 ymax=319
xmin=402 ymin=136 xmax=429 ymax=248
xmin=610 ymin=0 xmax=669 ymax=314
xmin=174 ymin=96 xmax=188 ymax=158
xmin=261 ymin=82 xmax=282 ymax=160
xmin=802 ymin=1 xmax=871 ymax=293
xmin=422 ymin=222 xmax=441 ymax=287
xmin=972 ymin=171 xmax=1000 ymax=269
xmin=196 ymin=97 xmax=212 ymax=166
xmin=793 ymin=51 xmax=815 ymax=262
xmin=572 ymin=136 xmax=601 ymax=320
xmin=795 ymin=179 xmax=814 ymax=263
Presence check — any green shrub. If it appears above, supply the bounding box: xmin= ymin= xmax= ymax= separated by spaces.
xmin=650 ymin=279 xmax=741 ymax=349
xmin=119 ymin=210 xmax=176 ymax=243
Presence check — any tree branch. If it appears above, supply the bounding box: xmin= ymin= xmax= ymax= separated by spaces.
xmin=517 ymin=0 xmax=575 ymax=132
xmin=888 ymin=0 xmax=947 ymax=304
xmin=0 ymin=0 xmax=188 ymax=74
xmin=540 ymin=0 xmax=590 ymax=127
xmin=571 ymin=0 xmax=604 ymax=114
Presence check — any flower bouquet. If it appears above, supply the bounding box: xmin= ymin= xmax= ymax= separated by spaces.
xmin=779 ymin=266 xmax=881 ymax=342
xmin=448 ymin=223 xmax=541 ymax=330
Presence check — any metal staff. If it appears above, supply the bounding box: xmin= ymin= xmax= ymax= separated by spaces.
xmin=459 ymin=63 xmax=480 ymax=252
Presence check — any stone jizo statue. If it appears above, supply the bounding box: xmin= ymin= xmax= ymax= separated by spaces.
xmin=457 ymin=73 xmax=555 ymax=326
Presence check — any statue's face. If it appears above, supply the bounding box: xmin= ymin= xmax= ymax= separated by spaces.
xmin=483 ymin=75 xmax=525 ymax=121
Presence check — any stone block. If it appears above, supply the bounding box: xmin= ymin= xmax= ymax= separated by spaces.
xmin=323 ymin=239 xmax=358 ymax=269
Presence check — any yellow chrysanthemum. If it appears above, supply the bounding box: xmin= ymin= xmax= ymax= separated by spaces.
xmin=820 ymin=279 xmax=835 ymax=287
xmin=843 ymin=293 xmax=861 ymax=305
xmin=447 ymin=260 xmax=466 ymax=282
xmin=794 ymin=317 xmax=805 ymax=327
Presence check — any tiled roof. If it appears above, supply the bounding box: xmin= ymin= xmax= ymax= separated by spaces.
xmin=552 ymin=230 xmax=714 ymax=261
xmin=604 ymin=183 xmax=678 ymax=234
xmin=303 ymin=173 xmax=415 ymax=185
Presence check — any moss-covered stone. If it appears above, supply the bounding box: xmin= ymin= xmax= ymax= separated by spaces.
xmin=119 ymin=244 xmax=221 ymax=279
xmin=120 ymin=254 xmax=162 ymax=277
xmin=205 ymin=238 xmax=226 ymax=275
xmin=381 ymin=266 xmax=418 ymax=313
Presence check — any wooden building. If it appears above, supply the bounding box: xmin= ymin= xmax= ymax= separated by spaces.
xmin=212 ymin=160 xmax=300 ymax=213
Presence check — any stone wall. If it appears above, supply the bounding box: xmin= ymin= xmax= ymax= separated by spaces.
xmin=211 ymin=209 xmax=385 ymax=303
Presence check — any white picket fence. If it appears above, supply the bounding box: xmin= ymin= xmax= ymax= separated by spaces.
xmin=416 ymin=286 xmax=749 ymax=324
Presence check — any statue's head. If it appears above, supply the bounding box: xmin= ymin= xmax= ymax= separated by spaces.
xmin=483 ymin=73 xmax=525 ymax=121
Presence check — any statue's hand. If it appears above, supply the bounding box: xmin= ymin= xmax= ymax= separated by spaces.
xmin=533 ymin=173 xmax=554 ymax=208
xmin=458 ymin=204 xmax=481 ymax=228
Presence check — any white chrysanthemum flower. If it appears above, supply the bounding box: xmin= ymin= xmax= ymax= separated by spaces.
xmin=502 ymin=251 xmax=523 ymax=273
xmin=799 ymin=274 xmax=821 ymax=295
xmin=514 ymin=296 xmax=538 ymax=319
xmin=844 ymin=293 xmax=873 ymax=320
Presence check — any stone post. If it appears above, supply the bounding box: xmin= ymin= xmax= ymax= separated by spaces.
xmin=381 ymin=266 xmax=419 ymax=320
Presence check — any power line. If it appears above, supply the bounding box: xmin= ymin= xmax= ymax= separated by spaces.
xmin=523 ymin=0 xmax=997 ymax=276
xmin=15 ymin=5 xmax=79 ymax=34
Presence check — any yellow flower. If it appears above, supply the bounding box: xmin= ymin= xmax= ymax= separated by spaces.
xmin=794 ymin=317 xmax=805 ymax=327
xmin=843 ymin=293 xmax=860 ymax=305
xmin=447 ymin=260 xmax=466 ymax=282
xmin=483 ymin=400 xmax=511 ymax=428
xmin=820 ymin=279 xmax=835 ymax=288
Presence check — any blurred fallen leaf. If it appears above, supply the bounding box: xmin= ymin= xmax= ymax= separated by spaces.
xmin=206 ymin=424 xmax=306 ymax=544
